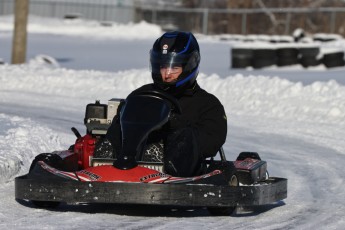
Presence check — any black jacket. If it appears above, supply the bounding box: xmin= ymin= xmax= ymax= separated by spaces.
xmin=106 ymin=82 xmax=227 ymax=159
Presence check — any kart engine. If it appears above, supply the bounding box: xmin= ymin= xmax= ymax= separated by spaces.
xmin=73 ymin=99 xmax=121 ymax=169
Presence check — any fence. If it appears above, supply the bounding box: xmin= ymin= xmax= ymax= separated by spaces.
xmin=1 ymin=0 xmax=345 ymax=36
xmin=137 ymin=6 xmax=345 ymax=36
xmin=0 ymin=0 xmax=134 ymax=23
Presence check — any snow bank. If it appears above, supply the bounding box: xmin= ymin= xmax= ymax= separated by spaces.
xmin=1 ymin=62 xmax=344 ymax=127
xmin=0 ymin=15 xmax=162 ymax=40
xmin=0 ymin=62 xmax=150 ymax=102
xmin=0 ymin=114 xmax=63 ymax=183
xmin=199 ymin=73 xmax=345 ymax=125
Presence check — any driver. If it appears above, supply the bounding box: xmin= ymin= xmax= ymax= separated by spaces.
xmin=98 ymin=31 xmax=227 ymax=177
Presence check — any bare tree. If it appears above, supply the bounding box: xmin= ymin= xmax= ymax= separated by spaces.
xmin=12 ymin=0 xmax=29 ymax=64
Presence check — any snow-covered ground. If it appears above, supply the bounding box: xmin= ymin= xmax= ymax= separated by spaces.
xmin=1 ymin=16 xmax=345 ymax=229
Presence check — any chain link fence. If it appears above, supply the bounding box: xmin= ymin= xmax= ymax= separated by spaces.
xmin=1 ymin=0 xmax=345 ymax=36
xmin=136 ymin=6 xmax=345 ymax=36
xmin=0 ymin=0 xmax=134 ymax=23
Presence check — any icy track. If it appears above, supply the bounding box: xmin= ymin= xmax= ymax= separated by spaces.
xmin=1 ymin=63 xmax=345 ymax=229
xmin=0 ymin=16 xmax=345 ymax=229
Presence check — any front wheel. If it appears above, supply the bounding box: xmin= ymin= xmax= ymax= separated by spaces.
xmin=29 ymin=153 xmax=61 ymax=209
xmin=207 ymin=174 xmax=239 ymax=216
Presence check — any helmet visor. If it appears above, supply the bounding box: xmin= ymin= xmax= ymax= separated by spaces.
xmin=150 ymin=50 xmax=200 ymax=75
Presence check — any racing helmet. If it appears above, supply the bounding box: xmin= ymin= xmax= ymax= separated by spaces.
xmin=150 ymin=31 xmax=200 ymax=91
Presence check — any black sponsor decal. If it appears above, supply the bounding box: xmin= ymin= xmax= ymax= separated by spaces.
xmin=140 ymin=172 xmax=168 ymax=182
xmin=79 ymin=170 xmax=101 ymax=181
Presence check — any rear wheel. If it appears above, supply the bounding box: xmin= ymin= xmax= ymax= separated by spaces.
xmin=207 ymin=174 xmax=239 ymax=216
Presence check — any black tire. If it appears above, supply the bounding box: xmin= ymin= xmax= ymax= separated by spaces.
xmin=277 ymin=57 xmax=299 ymax=67
xmin=276 ymin=48 xmax=299 ymax=67
xmin=299 ymin=47 xmax=320 ymax=57
xmin=323 ymin=52 xmax=344 ymax=60
xmin=300 ymin=57 xmax=320 ymax=67
xmin=232 ymin=56 xmax=252 ymax=68
xmin=29 ymin=153 xmax=63 ymax=172
xmin=276 ymin=48 xmax=299 ymax=58
xmin=29 ymin=153 xmax=62 ymax=209
xmin=323 ymin=52 xmax=345 ymax=68
xmin=231 ymin=48 xmax=253 ymax=58
xmin=207 ymin=174 xmax=238 ymax=216
xmin=313 ymin=37 xmax=336 ymax=43
xmin=252 ymin=58 xmax=276 ymax=69
xmin=252 ymin=49 xmax=276 ymax=69
xmin=253 ymin=49 xmax=276 ymax=59
xmin=323 ymin=58 xmax=345 ymax=68
xmin=231 ymin=48 xmax=253 ymax=68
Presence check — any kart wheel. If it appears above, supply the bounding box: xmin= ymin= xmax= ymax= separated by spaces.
xmin=207 ymin=174 xmax=238 ymax=216
xmin=32 ymin=200 xmax=60 ymax=209
xmin=29 ymin=153 xmax=61 ymax=209
xmin=29 ymin=153 xmax=63 ymax=172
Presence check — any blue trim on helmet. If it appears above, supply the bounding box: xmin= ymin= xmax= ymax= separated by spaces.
xmin=175 ymin=67 xmax=198 ymax=87
xmin=163 ymin=34 xmax=178 ymax=38
xmin=177 ymin=33 xmax=192 ymax=54
xmin=163 ymin=31 xmax=178 ymax=38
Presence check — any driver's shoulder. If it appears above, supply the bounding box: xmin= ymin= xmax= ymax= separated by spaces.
xmin=195 ymin=87 xmax=221 ymax=103
xmin=130 ymin=84 xmax=156 ymax=95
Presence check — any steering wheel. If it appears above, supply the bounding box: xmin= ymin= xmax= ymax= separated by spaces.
xmin=128 ymin=89 xmax=182 ymax=114
xmin=114 ymin=89 xmax=182 ymax=170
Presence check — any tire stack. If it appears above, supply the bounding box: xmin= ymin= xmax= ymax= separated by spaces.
xmin=252 ymin=49 xmax=276 ymax=69
xmin=322 ymin=52 xmax=345 ymax=68
xmin=230 ymin=32 xmax=345 ymax=69
xmin=231 ymin=48 xmax=253 ymax=68
xmin=313 ymin=33 xmax=342 ymax=43
xmin=276 ymin=47 xmax=299 ymax=67
xmin=231 ymin=46 xmax=345 ymax=69
xmin=298 ymin=47 xmax=320 ymax=68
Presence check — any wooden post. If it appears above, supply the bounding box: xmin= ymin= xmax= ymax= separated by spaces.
xmin=12 ymin=0 xmax=29 ymax=64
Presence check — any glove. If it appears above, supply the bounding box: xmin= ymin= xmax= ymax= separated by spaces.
xmin=168 ymin=113 xmax=189 ymax=130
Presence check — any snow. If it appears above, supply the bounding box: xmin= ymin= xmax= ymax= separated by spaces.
xmin=0 ymin=15 xmax=162 ymax=40
xmin=1 ymin=16 xmax=345 ymax=229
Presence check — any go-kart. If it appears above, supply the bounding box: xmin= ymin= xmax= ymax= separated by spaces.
xmin=15 ymin=90 xmax=287 ymax=215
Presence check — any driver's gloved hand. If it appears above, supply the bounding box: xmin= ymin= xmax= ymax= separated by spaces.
xmin=168 ymin=113 xmax=189 ymax=130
